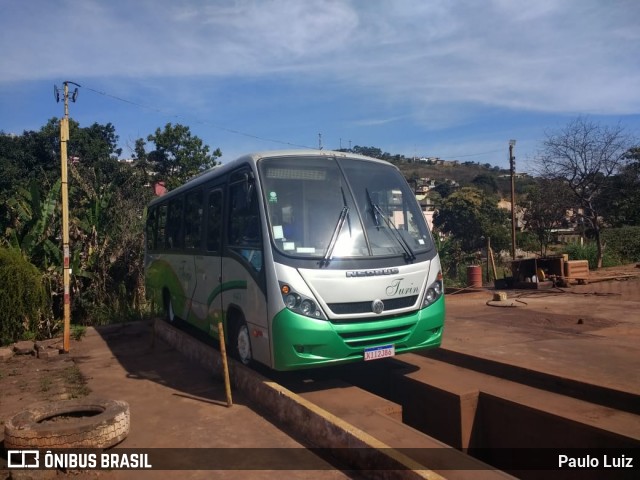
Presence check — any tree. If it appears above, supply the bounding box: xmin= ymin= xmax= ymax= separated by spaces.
xmin=0 ymin=125 xmax=60 ymax=222
xmin=433 ymin=181 xmax=455 ymax=198
xmin=433 ymin=187 xmax=510 ymax=252
xmin=136 ymin=123 xmax=221 ymax=190
xmin=522 ymin=178 xmax=574 ymax=255
xmin=2 ymin=119 xmax=156 ymax=325
xmin=471 ymin=173 xmax=498 ymax=195
xmin=352 ymin=145 xmax=383 ymax=159
xmin=537 ymin=117 xmax=635 ymax=268
xmin=595 ymin=147 xmax=640 ymax=227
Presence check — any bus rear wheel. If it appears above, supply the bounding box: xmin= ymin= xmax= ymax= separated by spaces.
xmin=232 ymin=320 xmax=253 ymax=366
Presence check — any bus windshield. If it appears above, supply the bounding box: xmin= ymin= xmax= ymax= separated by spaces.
xmin=258 ymin=155 xmax=433 ymax=259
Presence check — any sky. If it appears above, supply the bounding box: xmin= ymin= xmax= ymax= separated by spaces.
xmin=1 ymin=0 xmax=639 ymax=171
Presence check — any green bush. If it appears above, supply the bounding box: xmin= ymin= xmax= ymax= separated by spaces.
xmin=601 ymin=226 xmax=640 ymax=263
xmin=562 ymin=242 xmax=619 ymax=270
xmin=0 ymin=247 xmax=50 ymax=346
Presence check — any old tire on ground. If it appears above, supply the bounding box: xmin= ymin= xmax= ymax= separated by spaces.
xmin=4 ymin=398 xmax=130 ymax=449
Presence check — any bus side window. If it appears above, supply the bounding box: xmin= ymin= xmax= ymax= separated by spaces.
xmin=206 ymin=189 xmax=222 ymax=252
xmin=184 ymin=190 xmax=203 ymax=249
xmin=228 ymin=183 xmax=261 ymax=247
xmin=166 ymin=197 xmax=184 ymax=249
xmin=228 ymin=180 xmax=262 ymax=272
xmin=157 ymin=204 xmax=168 ymax=250
xmin=146 ymin=207 xmax=157 ymax=251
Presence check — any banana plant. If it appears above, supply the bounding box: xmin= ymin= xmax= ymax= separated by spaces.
xmin=5 ymin=179 xmax=61 ymax=268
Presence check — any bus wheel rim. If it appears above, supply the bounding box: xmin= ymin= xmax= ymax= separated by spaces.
xmin=237 ymin=324 xmax=251 ymax=364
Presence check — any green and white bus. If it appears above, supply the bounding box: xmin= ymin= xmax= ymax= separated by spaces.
xmin=145 ymin=150 xmax=445 ymax=370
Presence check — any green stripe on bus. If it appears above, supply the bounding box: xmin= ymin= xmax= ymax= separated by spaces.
xmin=207 ymin=280 xmax=248 ymax=307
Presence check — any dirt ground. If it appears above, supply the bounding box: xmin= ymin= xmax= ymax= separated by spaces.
xmin=0 ymin=263 xmax=638 ymax=478
xmin=0 ymin=338 xmax=90 ymax=428
xmin=1 ymin=263 xmax=638 ymax=425
xmin=442 ymin=263 xmax=640 ymax=395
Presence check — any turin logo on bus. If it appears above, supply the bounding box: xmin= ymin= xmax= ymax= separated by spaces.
xmin=346 ymin=268 xmax=400 ymax=278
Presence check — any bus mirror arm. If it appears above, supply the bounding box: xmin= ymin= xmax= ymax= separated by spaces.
xmin=244 ymin=172 xmax=255 ymax=205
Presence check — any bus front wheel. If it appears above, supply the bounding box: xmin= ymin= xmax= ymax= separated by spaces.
xmin=232 ymin=320 xmax=253 ymax=366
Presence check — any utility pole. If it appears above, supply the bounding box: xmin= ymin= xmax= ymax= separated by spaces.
xmin=55 ymin=81 xmax=80 ymax=353
xmin=318 ymin=133 xmax=323 ymax=150
xmin=509 ymin=139 xmax=517 ymax=261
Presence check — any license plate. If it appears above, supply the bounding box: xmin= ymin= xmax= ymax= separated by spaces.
xmin=364 ymin=344 xmax=395 ymax=361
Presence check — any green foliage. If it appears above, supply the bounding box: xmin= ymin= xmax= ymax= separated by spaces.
xmin=137 ymin=123 xmax=222 ymax=190
xmin=522 ymin=177 xmax=574 ymax=255
xmin=517 ymin=231 xmax=541 ymax=255
xmin=562 ymin=227 xmax=640 ymax=269
xmin=562 ymin=242 xmax=619 ymax=270
xmin=433 ymin=235 xmax=479 ymax=287
xmin=71 ymin=324 xmax=86 ymax=341
xmin=596 ymin=152 xmax=640 ymax=227
xmin=433 ymin=187 xmax=510 ymax=253
xmin=601 ymin=226 xmax=640 ymax=262
xmin=69 ymin=122 xmax=122 ymax=165
xmin=66 ymin=158 xmax=153 ymax=324
xmin=471 ymin=174 xmax=498 ymax=195
xmin=5 ymin=179 xmax=61 ymax=267
xmin=1 ymin=119 xmax=168 ymax=328
xmin=0 ymin=247 xmax=51 ymax=345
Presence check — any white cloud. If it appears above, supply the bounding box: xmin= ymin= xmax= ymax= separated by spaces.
xmin=1 ymin=0 xmax=639 ymax=121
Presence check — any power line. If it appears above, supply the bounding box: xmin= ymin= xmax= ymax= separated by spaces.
xmin=77 ymin=83 xmax=516 ymax=160
xmin=81 ymin=84 xmax=314 ymax=150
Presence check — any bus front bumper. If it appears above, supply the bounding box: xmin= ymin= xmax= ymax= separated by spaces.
xmin=271 ymin=296 xmax=445 ymax=371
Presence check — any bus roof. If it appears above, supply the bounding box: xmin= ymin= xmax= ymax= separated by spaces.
xmin=148 ymin=149 xmax=396 ymax=206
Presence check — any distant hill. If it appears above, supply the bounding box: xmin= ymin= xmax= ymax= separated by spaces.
xmin=339 ymin=146 xmax=537 ymax=198
xmin=398 ymin=160 xmax=535 ymax=198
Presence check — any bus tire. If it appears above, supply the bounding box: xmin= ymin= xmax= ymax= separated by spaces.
xmin=232 ymin=319 xmax=253 ymax=366
xmin=3 ymin=398 xmax=130 ymax=449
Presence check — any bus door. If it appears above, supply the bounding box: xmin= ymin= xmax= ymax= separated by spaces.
xmin=223 ymin=171 xmax=270 ymax=365
xmin=190 ymin=186 xmax=225 ymax=335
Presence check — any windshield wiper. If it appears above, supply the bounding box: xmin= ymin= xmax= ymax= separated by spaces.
xmin=366 ymin=188 xmax=416 ymax=261
xmin=366 ymin=188 xmax=381 ymax=228
xmin=322 ymin=205 xmax=349 ymax=267
xmin=322 ymin=188 xmax=352 ymax=266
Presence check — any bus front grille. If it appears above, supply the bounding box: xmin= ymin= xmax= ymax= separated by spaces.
xmin=327 ymin=295 xmax=418 ymax=315
xmin=336 ymin=324 xmax=413 ymax=348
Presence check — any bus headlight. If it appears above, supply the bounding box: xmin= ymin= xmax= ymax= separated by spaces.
xmin=280 ymin=282 xmax=327 ymax=320
xmin=422 ymin=272 xmax=444 ymax=308
xmin=300 ymin=299 xmax=315 ymax=315
xmin=285 ymin=293 xmax=301 ymax=309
